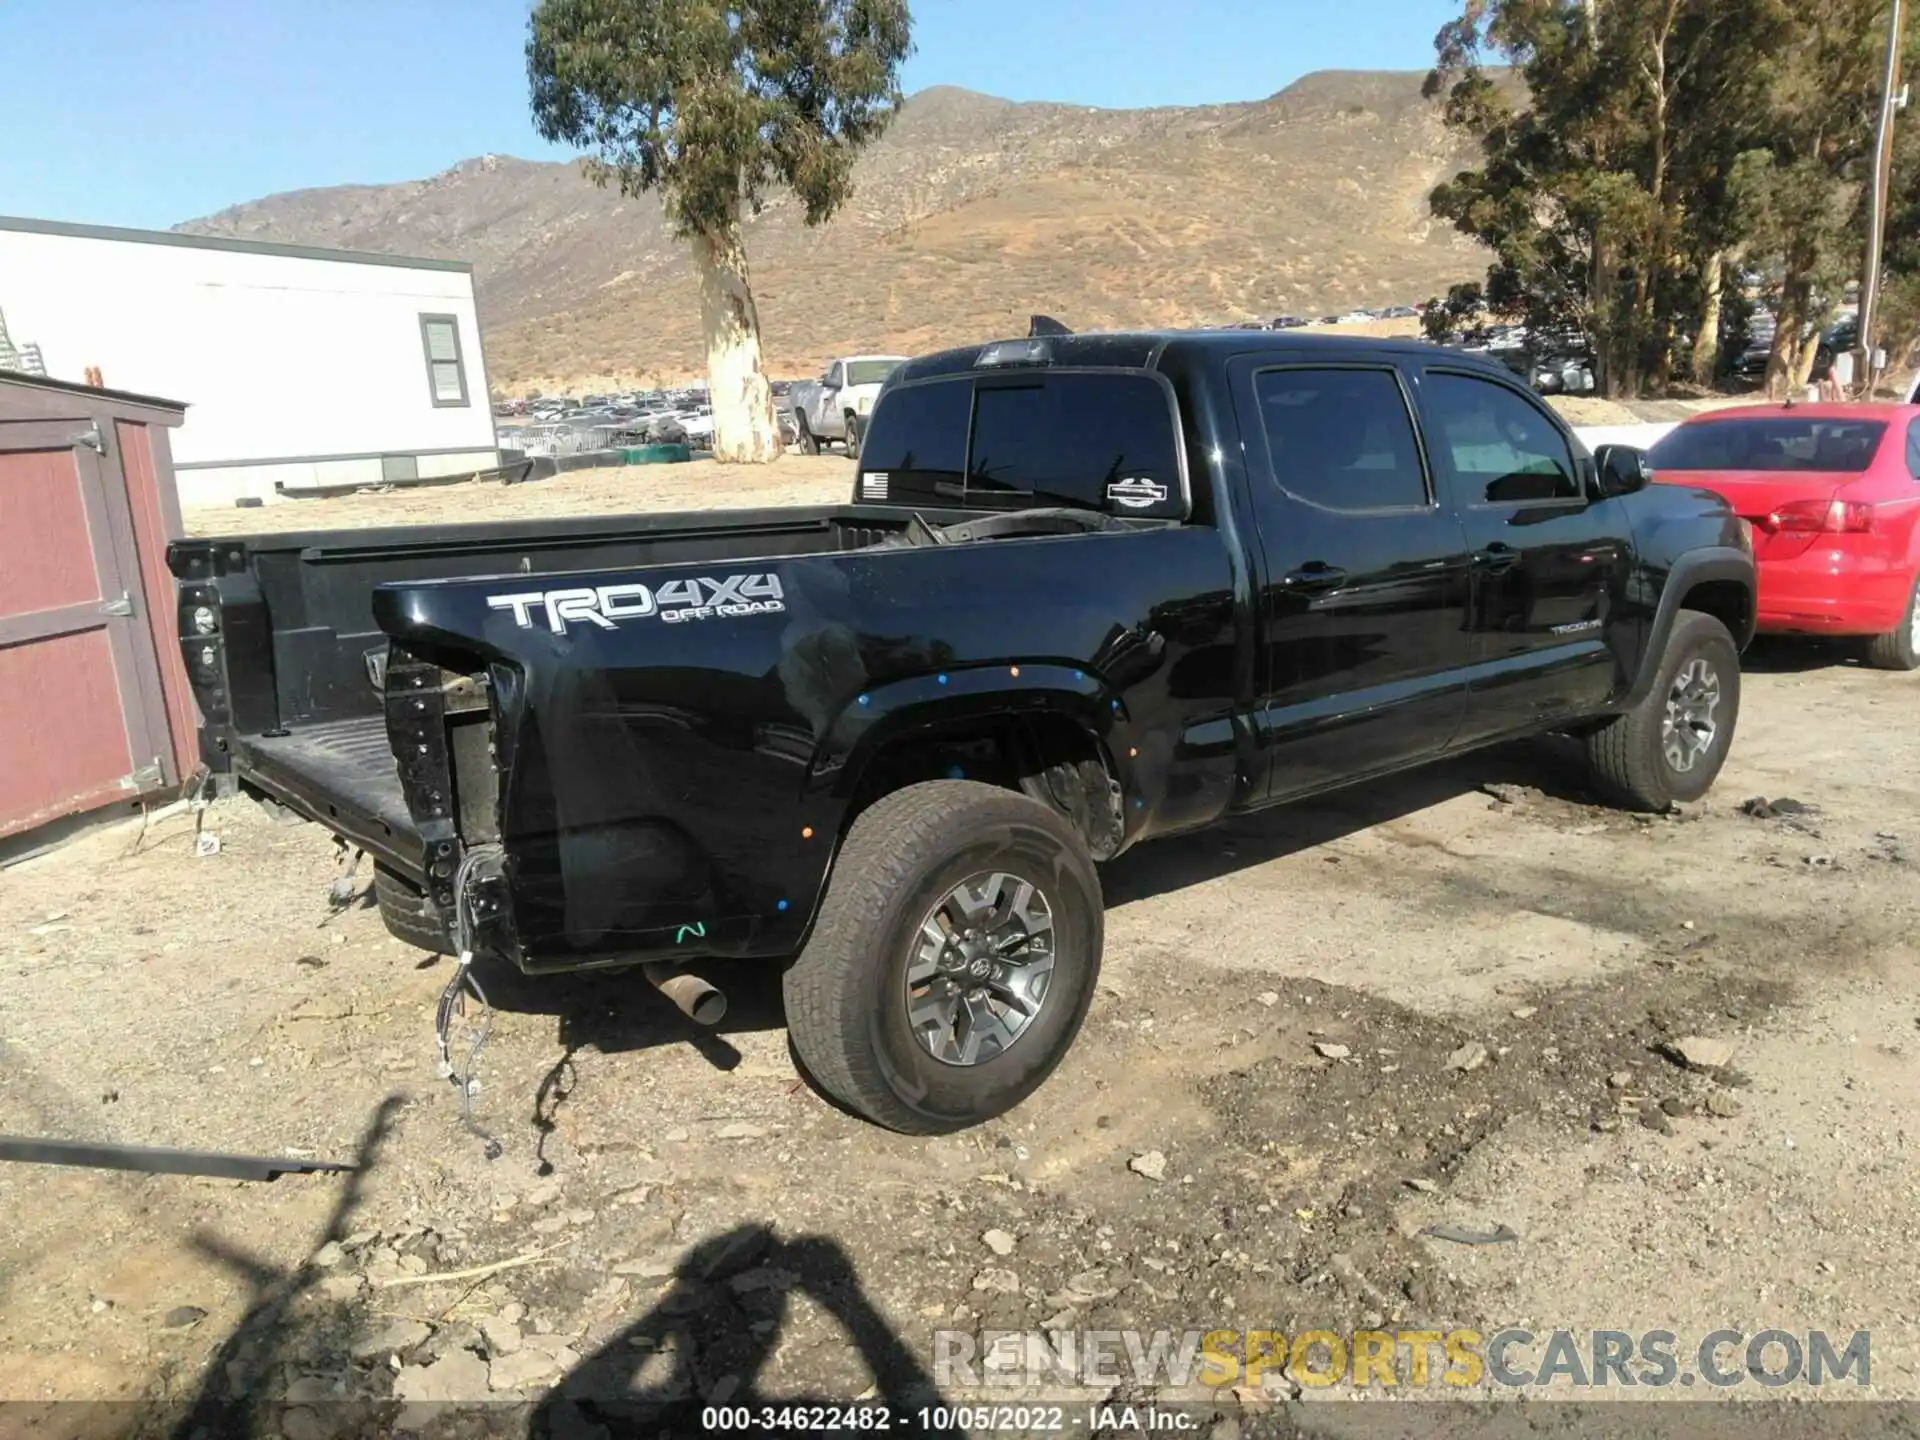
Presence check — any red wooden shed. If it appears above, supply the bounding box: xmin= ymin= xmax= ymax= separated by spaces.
xmin=0 ymin=372 xmax=197 ymax=841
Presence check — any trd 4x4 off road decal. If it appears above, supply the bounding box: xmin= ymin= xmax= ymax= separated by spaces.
xmin=487 ymin=573 xmax=785 ymax=634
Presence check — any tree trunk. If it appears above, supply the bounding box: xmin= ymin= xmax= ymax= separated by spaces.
xmin=1767 ymin=266 xmax=1808 ymax=401
xmin=1690 ymin=251 xmax=1724 ymax=387
xmin=1592 ymin=235 xmax=1618 ymax=396
xmin=692 ymin=217 xmax=780 ymax=464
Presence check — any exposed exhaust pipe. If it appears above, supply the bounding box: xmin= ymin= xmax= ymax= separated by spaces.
xmin=642 ymin=961 xmax=727 ymax=1026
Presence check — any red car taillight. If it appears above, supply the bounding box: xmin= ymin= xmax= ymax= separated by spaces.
xmin=1762 ymin=498 xmax=1877 ymax=534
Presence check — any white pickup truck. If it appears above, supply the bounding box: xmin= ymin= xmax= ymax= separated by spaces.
xmin=787 ymin=354 xmax=907 ymax=457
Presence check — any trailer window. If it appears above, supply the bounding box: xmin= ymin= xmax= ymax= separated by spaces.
xmin=420 ymin=314 xmax=470 ymax=408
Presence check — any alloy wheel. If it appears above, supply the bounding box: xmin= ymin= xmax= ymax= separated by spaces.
xmin=904 ymin=871 xmax=1055 ymax=1066
xmin=1662 ymin=657 xmax=1721 ymax=773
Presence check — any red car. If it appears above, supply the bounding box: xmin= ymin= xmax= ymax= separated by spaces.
xmin=1648 ymin=404 xmax=1920 ymax=670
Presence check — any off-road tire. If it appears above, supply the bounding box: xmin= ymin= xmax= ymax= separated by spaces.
xmin=783 ymin=781 xmax=1103 ymax=1134
xmin=1585 ymin=609 xmax=1741 ymax=811
xmin=844 ymin=412 xmax=863 ymax=459
xmin=1864 ymin=575 xmax=1920 ymax=671
xmin=375 ymin=863 xmax=457 ymax=955
xmin=795 ymin=415 xmax=820 ymax=455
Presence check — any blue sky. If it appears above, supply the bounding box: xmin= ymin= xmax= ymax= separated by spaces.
xmin=0 ymin=0 xmax=1455 ymax=231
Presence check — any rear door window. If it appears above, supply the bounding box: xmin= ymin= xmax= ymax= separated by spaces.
xmin=1253 ymin=367 xmax=1429 ymax=512
xmin=966 ymin=373 xmax=1183 ymax=514
xmin=1907 ymin=419 xmax=1920 ymax=481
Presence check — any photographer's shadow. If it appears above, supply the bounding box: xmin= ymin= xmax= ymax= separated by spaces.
xmin=532 ymin=1224 xmax=962 ymax=1439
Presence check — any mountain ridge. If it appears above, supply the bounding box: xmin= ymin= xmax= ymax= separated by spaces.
xmin=179 ymin=71 xmax=1490 ymax=389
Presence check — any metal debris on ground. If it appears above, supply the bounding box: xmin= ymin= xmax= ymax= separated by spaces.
xmin=0 ymin=1135 xmax=353 ymax=1181
xmin=1419 ymin=1222 xmax=1520 ymax=1246
xmin=1740 ymin=796 xmax=1819 ymax=820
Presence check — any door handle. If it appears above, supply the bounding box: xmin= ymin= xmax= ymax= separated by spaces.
xmin=1473 ymin=543 xmax=1520 ymax=574
xmin=1280 ymin=562 xmax=1348 ymax=593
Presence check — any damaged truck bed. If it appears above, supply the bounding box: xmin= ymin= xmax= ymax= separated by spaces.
xmin=168 ymin=506 xmax=941 ymax=926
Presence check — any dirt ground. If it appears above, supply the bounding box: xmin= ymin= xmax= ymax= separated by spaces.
xmin=12 ymin=471 xmax=1920 ymax=1437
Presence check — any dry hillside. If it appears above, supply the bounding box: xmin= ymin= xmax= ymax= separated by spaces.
xmin=181 ymin=71 xmax=1490 ymax=391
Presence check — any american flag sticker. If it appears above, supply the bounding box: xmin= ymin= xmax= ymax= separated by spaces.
xmin=861 ymin=471 xmax=890 ymax=499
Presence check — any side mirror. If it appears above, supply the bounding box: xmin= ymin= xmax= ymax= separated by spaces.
xmin=1593 ymin=443 xmax=1651 ymax=497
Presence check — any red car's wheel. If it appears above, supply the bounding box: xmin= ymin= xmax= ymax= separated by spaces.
xmin=1865 ymin=575 xmax=1920 ymax=672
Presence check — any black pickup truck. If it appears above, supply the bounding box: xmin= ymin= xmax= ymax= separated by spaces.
xmin=168 ymin=330 xmax=1756 ymax=1134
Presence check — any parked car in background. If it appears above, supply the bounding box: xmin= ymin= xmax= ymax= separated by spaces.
xmin=1732 ymin=313 xmax=1856 ymax=384
xmin=1650 ymin=405 xmax=1920 ymax=668
xmin=1732 ymin=311 xmax=1778 ymax=379
xmin=788 ymin=354 xmax=908 ymax=457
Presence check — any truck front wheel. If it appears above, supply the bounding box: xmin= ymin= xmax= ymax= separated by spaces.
xmin=784 ymin=781 xmax=1103 ymax=1133
xmin=1585 ymin=609 xmax=1741 ymax=811
xmin=794 ymin=415 xmax=820 ymax=455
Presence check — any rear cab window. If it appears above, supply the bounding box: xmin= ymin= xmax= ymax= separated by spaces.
xmin=856 ymin=370 xmax=1187 ymax=519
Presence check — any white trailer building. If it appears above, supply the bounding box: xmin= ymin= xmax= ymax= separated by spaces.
xmin=0 ymin=216 xmax=499 ymax=507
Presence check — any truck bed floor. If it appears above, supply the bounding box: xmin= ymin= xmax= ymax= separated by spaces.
xmin=234 ymin=718 xmax=420 ymax=870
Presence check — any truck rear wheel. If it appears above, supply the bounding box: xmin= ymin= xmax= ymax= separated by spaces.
xmin=375 ymin=864 xmax=457 ymax=955
xmin=1584 ymin=609 xmax=1741 ymax=811
xmin=784 ymin=781 xmax=1103 ymax=1134
xmin=795 ymin=415 xmax=820 ymax=455
xmin=1863 ymin=575 xmax=1920 ymax=671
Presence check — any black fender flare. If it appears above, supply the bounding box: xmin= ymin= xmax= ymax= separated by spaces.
xmin=1625 ymin=546 xmax=1756 ymax=707
xmin=780 ymin=666 xmax=1130 ymax=938
xmin=808 ymin=663 xmax=1129 ymax=808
